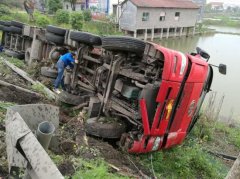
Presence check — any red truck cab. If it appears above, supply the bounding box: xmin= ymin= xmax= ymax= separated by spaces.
xmin=122 ymin=43 xmax=218 ymax=153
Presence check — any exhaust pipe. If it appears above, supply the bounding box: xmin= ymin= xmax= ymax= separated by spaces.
xmin=37 ymin=121 xmax=55 ymax=150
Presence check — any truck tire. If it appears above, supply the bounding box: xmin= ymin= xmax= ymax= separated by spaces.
xmin=46 ymin=32 xmax=64 ymax=45
xmin=11 ymin=21 xmax=24 ymax=28
xmin=3 ymin=26 xmax=11 ymax=32
xmin=0 ymin=25 xmax=4 ymax=31
xmin=70 ymin=31 xmax=102 ymax=46
xmin=41 ymin=67 xmax=58 ymax=78
xmin=2 ymin=21 xmax=11 ymax=27
xmin=46 ymin=25 xmax=66 ymax=36
xmin=0 ymin=21 xmax=5 ymax=26
xmin=10 ymin=26 xmax=22 ymax=34
xmin=102 ymin=36 xmax=146 ymax=54
xmin=85 ymin=117 xmax=126 ymax=139
xmin=4 ymin=49 xmax=25 ymax=60
xmin=58 ymin=91 xmax=88 ymax=105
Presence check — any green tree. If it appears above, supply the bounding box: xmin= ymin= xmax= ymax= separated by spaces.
xmin=48 ymin=0 xmax=62 ymax=14
xmin=56 ymin=9 xmax=70 ymax=24
xmin=70 ymin=12 xmax=83 ymax=30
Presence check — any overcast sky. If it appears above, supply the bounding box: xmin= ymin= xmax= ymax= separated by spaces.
xmin=207 ymin=0 xmax=240 ymax=5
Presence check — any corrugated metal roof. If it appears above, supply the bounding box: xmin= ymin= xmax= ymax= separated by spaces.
xmin=128 ymin=0 xmax=199 ymax=9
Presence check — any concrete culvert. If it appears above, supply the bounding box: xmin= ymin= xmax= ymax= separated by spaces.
xmin=37 ymin=121 xmax=55 ymax=150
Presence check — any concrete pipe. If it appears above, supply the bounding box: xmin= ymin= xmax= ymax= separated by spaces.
xmin=37 ymin=121 xmax=55 ymax=150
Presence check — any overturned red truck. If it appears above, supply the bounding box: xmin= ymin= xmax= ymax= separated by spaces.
xmin=0 ymin=22 xmax=226 ymax=154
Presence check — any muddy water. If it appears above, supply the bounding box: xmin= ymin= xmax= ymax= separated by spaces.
xmin=155 ymin=27 xmax=240 ymax=118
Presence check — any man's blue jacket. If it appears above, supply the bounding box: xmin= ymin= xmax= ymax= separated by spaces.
xmin=59 ymin=53 xmax=75 ymax=68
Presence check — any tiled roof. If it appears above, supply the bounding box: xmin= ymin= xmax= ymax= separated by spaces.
xmin=128 ymin=0 xmax=199 ymax=9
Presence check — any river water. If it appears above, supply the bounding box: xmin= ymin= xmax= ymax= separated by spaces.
xmin=156 ymin=26 xmax=240 ymax=119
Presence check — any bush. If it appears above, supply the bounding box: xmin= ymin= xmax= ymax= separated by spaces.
xmin=0 ymin=4 xmax=11 ymax=16
xmin=35 ymin=13 xmax=51 ymax=27
xmin=55 ymin=9 xmax=70 ymax=24
xmin=83 ymin=10 xmax=92 ymax=22
xmin=70 ymin=12 xmax=83 ymax=30
xmin=48 ymin=0 xmax=62 ymax=14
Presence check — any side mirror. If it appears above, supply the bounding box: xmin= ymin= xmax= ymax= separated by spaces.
xmin=219 ymin=64 xmax=227 ymax=75
xmin=196 ymin=47 xmax=210 ymax=60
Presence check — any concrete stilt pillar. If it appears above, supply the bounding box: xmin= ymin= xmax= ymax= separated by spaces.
xmin=151 ymin=28 xmax=154 ymax=41
xmin=193 ymin=26 xmax=196 ymax=36
xmin=134 ymin=30 xmax=137 ymax=38
xmin=166 ymin=28 xmax=169 ymax=39
xmin=180 ymin=27 xmax=183 ymax=37
xmin=144 ymin=29 xmax=147 ymax=41
xmin=160 ymin=28 xmax=163 ymax=39
xmin=174 ymin=27 xmax=177 ymax=38
xmin=186 ymin=27 xmax=190 ymax=37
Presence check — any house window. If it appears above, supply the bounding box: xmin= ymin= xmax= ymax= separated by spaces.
xmin=142 ymin=12 xmax=149 ymax=21
xmin=159 ymin=12 xmax=166 ymax=21
xmin=175 ymin=12 xmax=180 ymax=21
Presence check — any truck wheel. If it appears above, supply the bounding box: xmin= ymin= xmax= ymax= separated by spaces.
xmin=46 ymin=32 xmax=64 ymax=45
xmin=46 ymin=25 xmax=66 ymax=36
xmin=102 ymin=36 xmax=146 ymax=55
xmin=0 ymin=21 xmax=5 ymax=26
xmin=0 ymin=25 xmax=4 ymax=31
xmin=41 ymin=67 xmax=58 ymax=78
xmin=4 ymin=49 xmax=25 ymax=60
xmin=11 ymin=21 xmax=25 ymax=28
xmin=2 ymin=21 xmax=11 ymax=27
xmin=58 ymin=91 xmax=87 ymax=105
xmin=10 ymin=26 xmax=22 ymax=34
xmin=3 ymin=26 xmax=11 ymax=32
xmin=70 ymin=31 xmax=102 ymax=46
xmin=85 ymin=117 xmax=126 ymax=139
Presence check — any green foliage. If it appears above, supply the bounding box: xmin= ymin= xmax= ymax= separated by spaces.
xmin=83 ymin=10 xmax=92 ymax=22
xmin=34 ymin=12 xmax=51 ymax=27
xmin=215 ymin=123 xmax=240 ymax=149
xmin=70 ymin=12 xmax=83 ymax=30
xmin=56 ymin=9 xmax=70 ymax=24
xmin=48 ymin=0 xmax=63 ymax=14
xmin=141 ymin=140 xmax=227 ymax=179
xmin=72 ymin=158 xmax=127 ymax=179
xmin=8 ymin=57 xmax=25 ymax=69
xmin=0 ymin=0 xmax=22 ymax=8
xmin=82 ymin=21 xmax=123 ymax=36
xmin=0 ymin=4 xmax=11 ymax=17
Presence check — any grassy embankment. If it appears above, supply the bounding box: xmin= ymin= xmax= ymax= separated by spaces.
xmin=203 ymin=12 xmax=240 ymax=27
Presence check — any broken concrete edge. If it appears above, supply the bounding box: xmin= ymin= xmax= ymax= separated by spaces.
xmin=0 ymin=56 xmax=57 ymax=100
xmin=5 ymin=104 xmax=63 ymax=178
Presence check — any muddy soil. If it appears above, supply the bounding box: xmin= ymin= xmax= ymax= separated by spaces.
xmin=0 ymin=86 xmax=41 ymax=104
xmin=57 ymin=114 xmax=152 ymax=178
